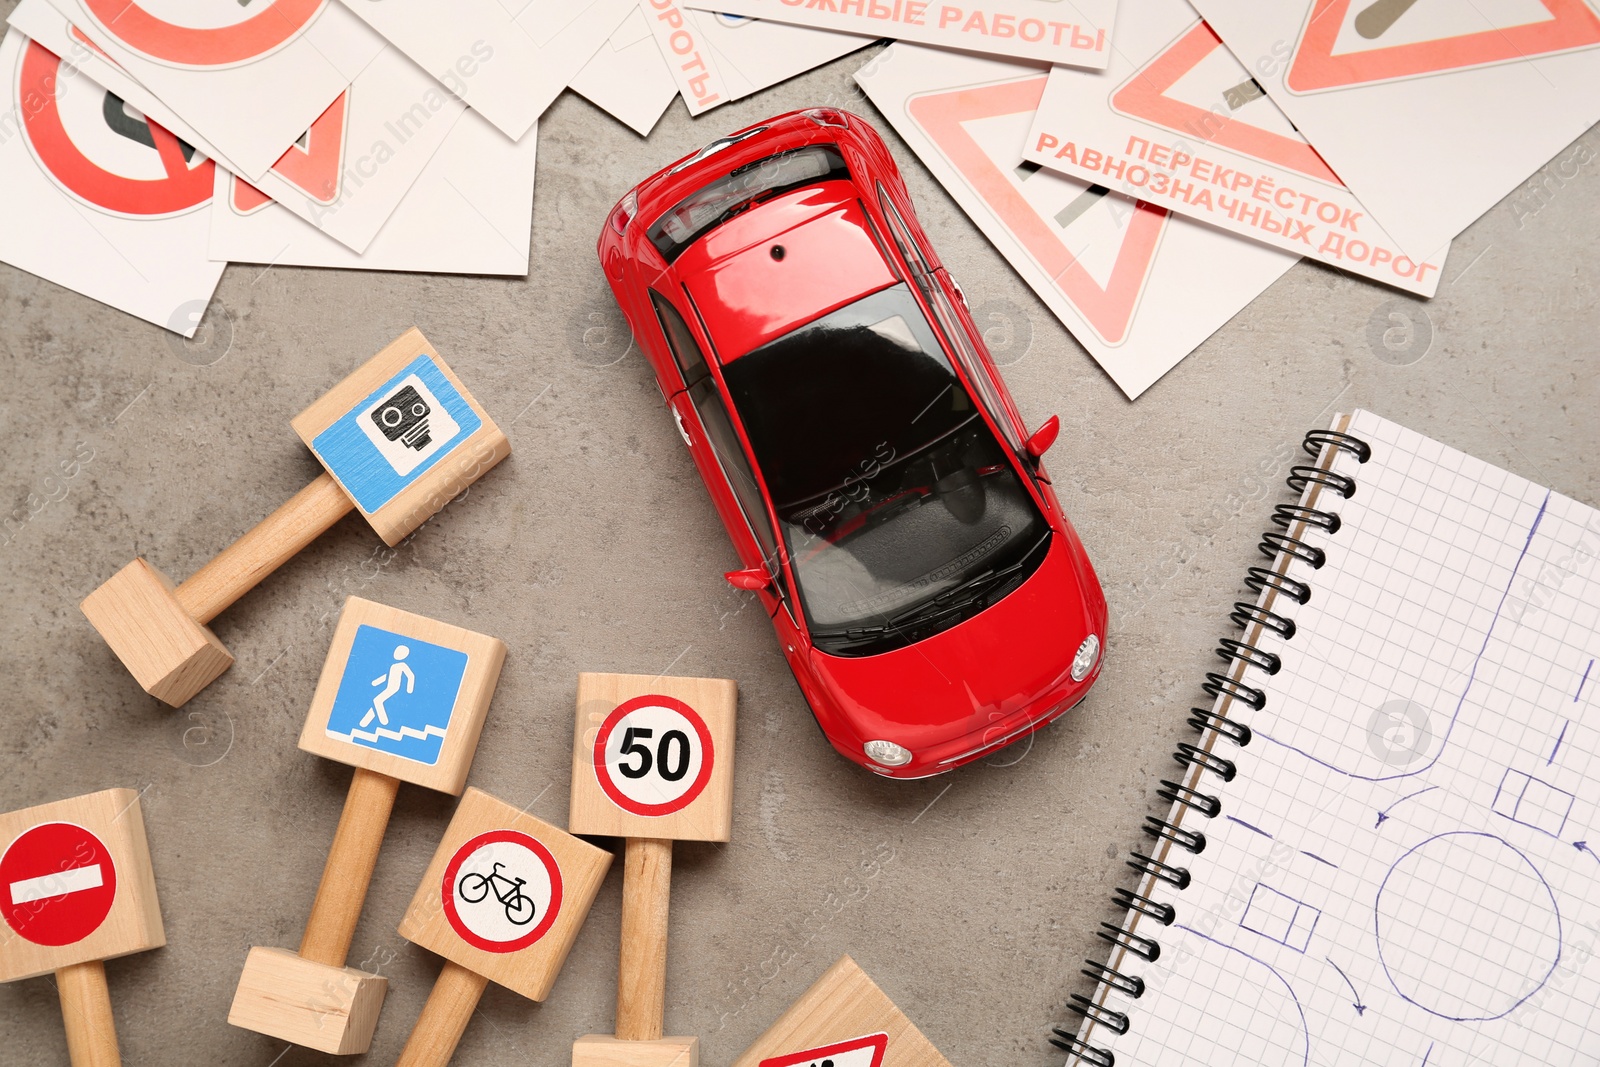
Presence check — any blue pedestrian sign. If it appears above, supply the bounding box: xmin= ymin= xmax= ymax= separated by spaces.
xmin=310 ymin=353 xmax=482 ymax=514
xmin=325 ymin=624 xmax=470 ymax=766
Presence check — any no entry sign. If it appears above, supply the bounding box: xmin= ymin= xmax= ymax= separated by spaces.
xmin=0 ymin=822 xmax=118 ymax=948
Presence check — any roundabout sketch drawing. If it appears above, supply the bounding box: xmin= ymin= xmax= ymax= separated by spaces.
xmin=1375 ymin=832 xmax=1561 ymax=1022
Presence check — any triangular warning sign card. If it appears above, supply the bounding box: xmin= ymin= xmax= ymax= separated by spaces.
xmin=266 ymin=90 xmax=349 ymax=205
xmin=760 ymin=1033 xmax=888 ymax=1067
xmin=1286 ymin=0 xmax=1600 ymax=93
xmin=1113 ymin=20 xmax=1339 ymax=183
xmin=905 ymin=75 xmax=1167 ymax=348
xmin=732 ymin=957 xmax=951 ymax=1067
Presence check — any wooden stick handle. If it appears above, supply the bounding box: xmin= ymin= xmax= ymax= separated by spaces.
xmin=395 ymin=960 xmax=489 ymax=1067
xmin=616 ymin=837 xmax=673 ymax=1041
xmin=175 ymin=472 xmax=354 ymax=624
xmin=299 ymin=767 xmax=399 ymax=967
xmin=56 ymin=960 xmax=120 ymax=1067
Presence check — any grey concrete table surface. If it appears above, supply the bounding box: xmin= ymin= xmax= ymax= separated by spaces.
xmin=1 ymin=24 xmax=1597 ymax=1066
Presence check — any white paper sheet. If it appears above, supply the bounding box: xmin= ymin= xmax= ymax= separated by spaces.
xmin=334 ymin=0 xmax=634 ymax=141
xmin=0 ymin=30 xmax=223 ymax=335
xmin=570 ymin=7 xmax=678 ymax=137
xmin=854 ymin=44 xmax=1299 ymax=400
xmin=1192 ymin=0 xmax=1600 ymax=259
xmin=1023 ymin=0 xmax=1449 ymax=296
xmin=209 ymin=113 xmax=536 ymax=277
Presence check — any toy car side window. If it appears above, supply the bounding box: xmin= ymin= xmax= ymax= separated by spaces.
xmin=686 ymin=377 xmax=790 ymax=597
xmin=650 ymin=289 xmax=710 ymax=386
xmin=876 ymin=184 xmax=938 ymax=306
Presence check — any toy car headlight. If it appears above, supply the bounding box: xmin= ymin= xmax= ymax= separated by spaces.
xmin=863 ymin=740 xmax=913 ymax=768
xmin=1071 ymin=634 xmax=1101 ymax=682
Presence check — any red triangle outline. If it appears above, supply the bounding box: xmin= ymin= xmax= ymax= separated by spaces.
xmin=230 ymin=176 xmax=274 ymax=215
xmin=1112 ymin=20 xmax=1340 ymax=184
xmin=1286 ymin=0 xmax=1600 ymax=93
xmin=758 ymin=1032 xmax=888 ymax=1067
xmin=267 ymin=89 xmax=348 ymax=205
xmin=905 ymin=75 xmax=1167 ymax=346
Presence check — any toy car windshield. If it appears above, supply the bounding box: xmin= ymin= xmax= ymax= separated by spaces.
xmin=723 ymin=283 xmax=1051 ymax=655
xmin=647 ymin=145 xmax=849 ymax=263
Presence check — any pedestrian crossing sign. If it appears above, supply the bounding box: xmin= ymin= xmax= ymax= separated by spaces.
xmin=299 ymin=597 xmax=507 ymax=795
xmin=325 ymin=624 xmax=469 ymax=766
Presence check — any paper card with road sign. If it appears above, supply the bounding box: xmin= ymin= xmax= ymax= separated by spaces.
xmin=855 ymin=44 xmax=1299 ymax=400
xmin=0 ymin=31 xmax=224 ymax=336
xmin=208 ymin=111 xmax=537 ymax=275
xmin=642 ymin=3 xmax=875 ymax=116
xmin=10 ymin=2 xmax=464 ymax=253
xmin=570 ymin=7 xmax=678 ymax=137
xmin=1191 ymin=0 xmax=1600 ymax=259
xmin=44 ymin=0 xmax=384 ymax=181
xmin=7 ymin=0 xmax=233 ymax=168
xmin=1022 ymin=0 xmax=1449 ymax=296
xmin=333 ymin=0 xmax=633 ymax=142
xmin=684 ymin=0 xmax=1117 ymax=69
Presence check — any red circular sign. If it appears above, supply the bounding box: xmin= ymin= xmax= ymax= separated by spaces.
xmin=0 ymin=822 xmax=117 ymax=947
xmin=592 ymin=694 xmax=715 ymax=818
xmin=79 ymin=0 xmax=327 ymax=68
xmin=17 ymin=42 xmax=214 ymax=218
xmin=440 ymin=830 xmax=562 ymax=954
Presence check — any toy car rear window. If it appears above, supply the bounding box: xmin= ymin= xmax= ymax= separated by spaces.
xmin=646 ymin=145 xmax=849 ymax=263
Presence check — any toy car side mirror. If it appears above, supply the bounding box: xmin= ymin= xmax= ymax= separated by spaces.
xmin=724 ymin=567 xmax=772 ymax=592
xmin=1024 ymin=415 xmax=1060 ymax=462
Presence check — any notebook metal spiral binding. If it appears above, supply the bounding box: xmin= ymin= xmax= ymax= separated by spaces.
xmin=1052 ymin=428 xmax=1371 ymax=1065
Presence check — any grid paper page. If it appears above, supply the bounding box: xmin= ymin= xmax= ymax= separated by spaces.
xmin=1078 ymin=410 xmax=1600 ymax=1067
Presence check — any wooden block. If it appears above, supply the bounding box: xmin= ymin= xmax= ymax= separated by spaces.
xmin=568 ymin=673 xmax=737 ymax=843
xmin=79 ymin=559 xmax=233 ymax=707
xmin=299 ymin=597 xmax=506 ymax=795
xmin=292 ymin=327 xmax=510 ymax=546
xmin=572 ymin=1035 xmax=699 ymax=1067
xmin=228 ymin=947 xmax=387 ymax=1055
xmin=0 ymin=789 xmax=165 ymax=983
xmin=730 ymin=957 xmax=952 ymax=1067
xmin=399 ymin=788 xmax=611 ymax=1002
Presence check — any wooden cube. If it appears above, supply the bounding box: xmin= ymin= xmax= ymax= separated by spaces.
xmin=298 ymin=597 xmax=506 ymax=795
xmin=568 ymin=673 xmax=737 ymax=843
xmin=399 ymin=788 xmax=611 ymax=1001
xmin=292 ymin=327 xmax=509 ymax=546
xmin=572 ymin=1035 xmax=700 ymax=1067
xmin=79 ymin=559 xmax=233 ymax=707
xmin=731 ymin=957 xmax=952 ymax=1067
xmin=0 ymin=789 xmax=165 ymax=982
xmin=227 ymin=947 xmax=387 ymax=1055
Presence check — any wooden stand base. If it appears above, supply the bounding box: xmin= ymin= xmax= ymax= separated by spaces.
xmin=572 ymin=1035 xmax=700 ymax=1067
xmin=228 ymin=947 xmax=387 ymax=1055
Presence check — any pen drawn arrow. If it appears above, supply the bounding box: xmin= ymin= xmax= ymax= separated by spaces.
xmin=1375 ymin=785 xmax=1437 ymax=828
xmin=1326 ymin=957 xmax=1367 ymax=1016
xmin=1575 ymin=841 xmax=1599 ymax=866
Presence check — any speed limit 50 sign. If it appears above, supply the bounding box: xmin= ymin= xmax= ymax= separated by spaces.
xmin=569 ymin=673 xmax=737 ymax=842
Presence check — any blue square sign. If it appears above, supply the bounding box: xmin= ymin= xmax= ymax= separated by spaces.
xmin=310 ymin=354 xmax=482 ymax=514
xmin=325 ymin=624 xmax=470 ymax=766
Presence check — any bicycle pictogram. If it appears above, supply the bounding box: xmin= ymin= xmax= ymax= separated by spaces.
xmin=456 ymin=861 xmax=536 ymax=926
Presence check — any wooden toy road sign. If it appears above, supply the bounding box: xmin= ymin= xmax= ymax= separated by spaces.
xmin=570 ymin=672 xmax=737 ymax=1067
xmin=228 ymin=597 xmax=505 ymax=1055
xmin=0 ymin=789 xmax=165 ymax=1067
xmin=390 ymin=788 xmax=612 ymax=1066
xmin=81 ymin=327 xmax=509 ymax=707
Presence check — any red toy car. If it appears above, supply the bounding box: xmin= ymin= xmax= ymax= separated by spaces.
xmin=598 ymin=108 xmax=1106 ymax=778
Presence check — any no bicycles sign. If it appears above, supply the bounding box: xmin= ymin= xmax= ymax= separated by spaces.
xmin=592 ymin=694 xmax=715 ymax=818
xmin=440 ymin=829 xmax=562 ymax=954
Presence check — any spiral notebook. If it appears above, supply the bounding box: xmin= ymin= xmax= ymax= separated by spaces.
xmin=1057 ymin=410 xmax=1600 ymax=1066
